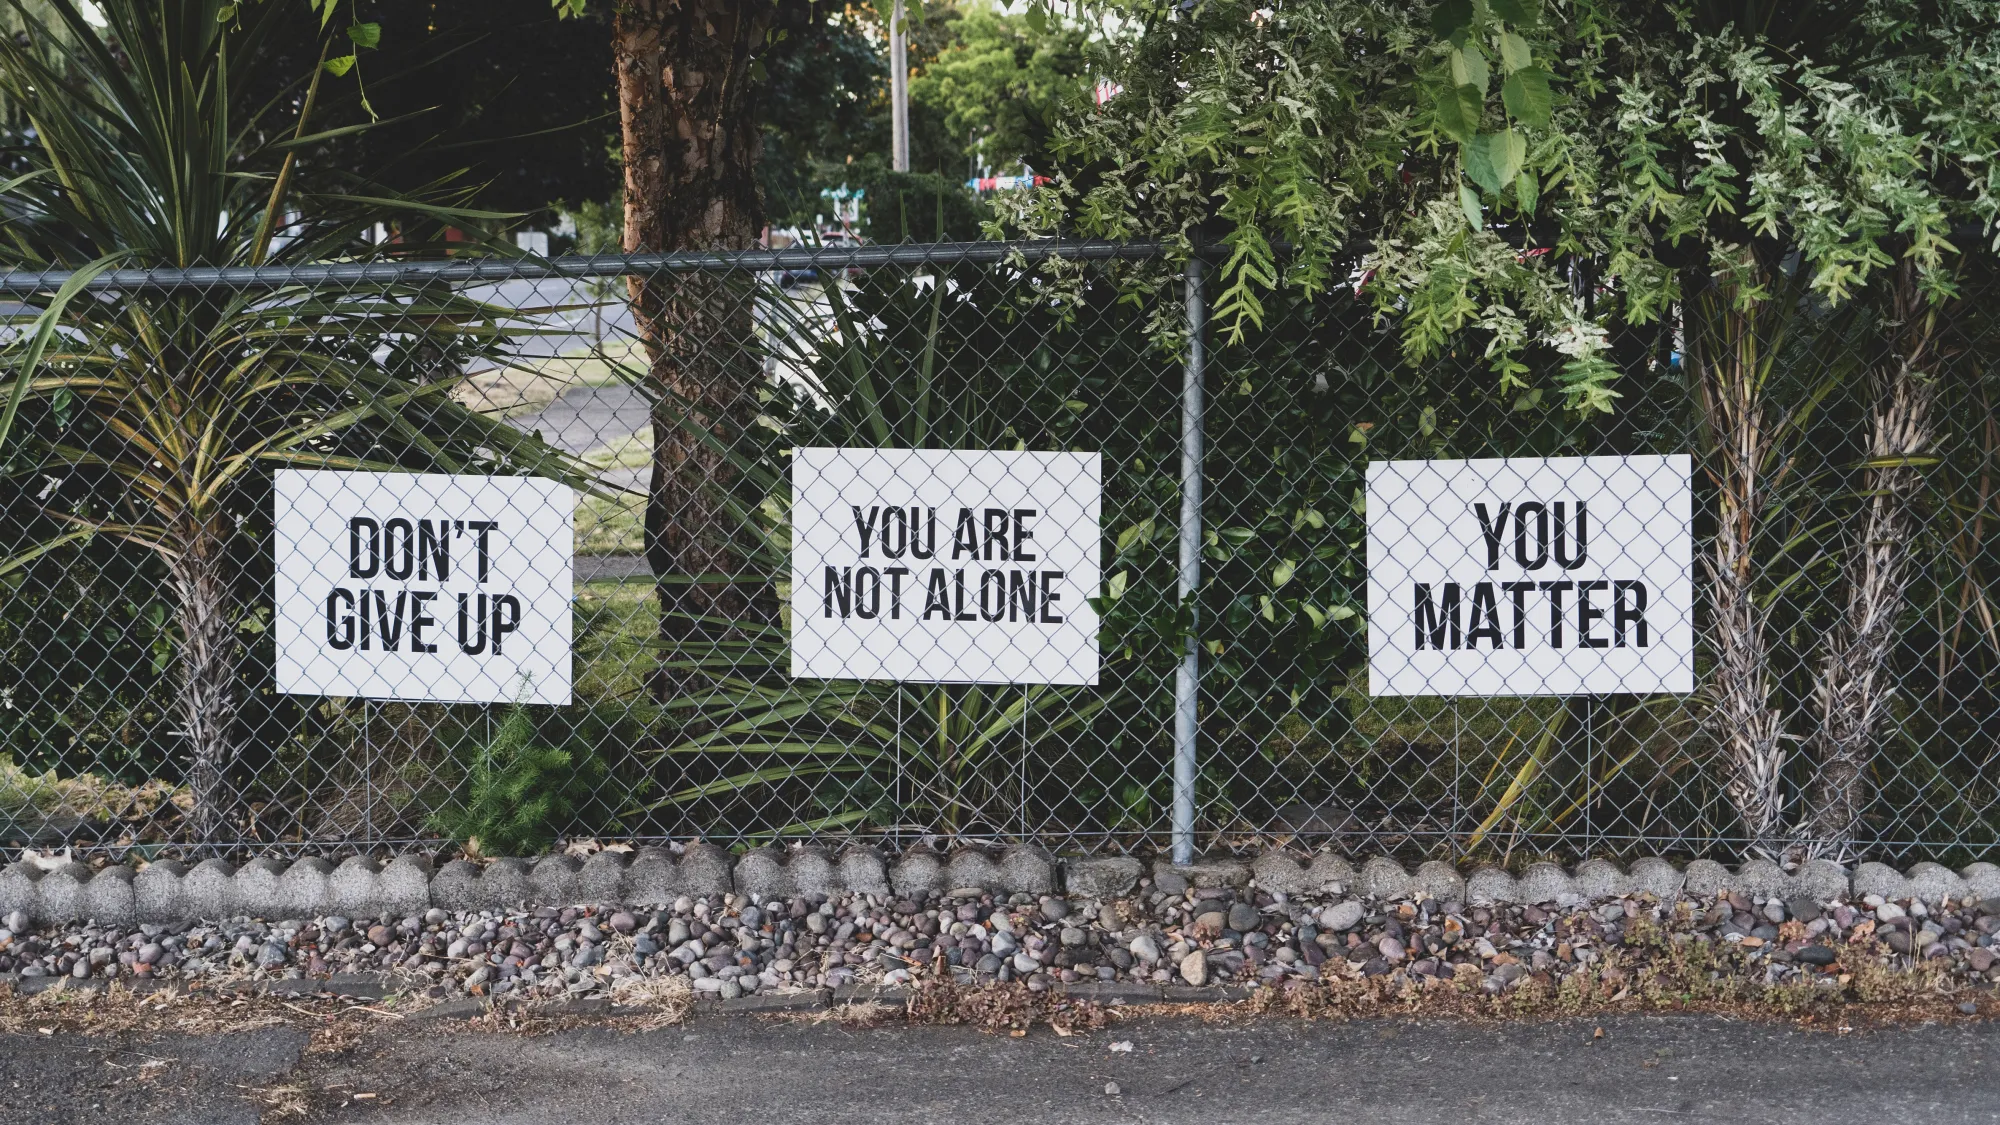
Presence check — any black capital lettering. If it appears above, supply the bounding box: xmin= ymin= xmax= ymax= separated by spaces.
xmin=851 ymin=505 xmax=878 ymax=558
xmin=465 ymin=521 xmax=499 ymax=581
xmin=823 ymin=566 xmax=853 ymax=618
xmin=1576 ymin=580 xmax=1609 ymax=648
xmin=854 ymin=566 xmax=882 ymax=620
xmin=1414 ymin=583 xmax=1463 ymax=650
xmin=880 ymin=507 xmax=908 ymax=558
xmin=1555 ymin=502 xmax=1589 ymax=569
xmin=1039 ymin=571 xmax=1065 ymax=623
xmin=1011 ymin=509 xmax=1038 ymax=562
xmin=382 ymin=518 xmax=415 ymax=581
xmin=419 ymin=519 xmax=450 ymax=580
xmin=1613 ymin=580 xmax=1650 ymax=647
xmin=885 ymin=567 xmax=910 ymax=619
xmin=952 ymin=569 xmax=976 ymax=620
xmin=1502 ymin=581 xmax=1536 ymax=649
xmin=1539 ymin=580 xmax=1573 ymax=647
xmin=458 ymin=593 xmax=488 ymax=654
xmin=923 ymin=569 xmax=951 ymax=619
xmin=1514 ymin=502 xmax=1549 ymax=570
xmin=983 ymin=509 xmax=1010 ymax=561
xmin=951 ymin=508 xmax=978 ymax=560
xmin=1008 ymin=570 xmax=1037 ymax=622
xmin=409 ymin=591 xmax=438 ymax=653
xmin=979 ymin=569 xmax=1005 ymax=621
xmin=372 ymin=590 xmax=407 ymax=651
xmin=348 ymin=518 xmax=380 ymax=578
xmin=1474 ymin=502 xmax=1511 ymax=571
xmin=490 ymin=594 xmax=520 ymax=655
xmin=1465 ymin=582 xmax=1503 ymax=649
xmin=325 ymin=588 xmax=356 ymax=649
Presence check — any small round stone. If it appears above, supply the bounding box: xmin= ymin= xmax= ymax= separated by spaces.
xmin=1178 ymin=950 xmax=1208 ymax=987
xmin=1227 ymin=902 xmax=1261 ymax=933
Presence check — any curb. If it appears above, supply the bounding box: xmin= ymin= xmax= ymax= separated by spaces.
xmin=4 ymin=848 xmax=1996 ymax=927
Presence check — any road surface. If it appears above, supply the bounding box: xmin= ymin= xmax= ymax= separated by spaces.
xmin=3 ymin=1012 xmax=1994 ymax=1124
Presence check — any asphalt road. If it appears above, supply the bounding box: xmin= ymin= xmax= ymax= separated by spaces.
xmin=4 ymin=1013 xmax=1997 ymax=1125
xmin=506 ymin=384 xmax=653 ymax=456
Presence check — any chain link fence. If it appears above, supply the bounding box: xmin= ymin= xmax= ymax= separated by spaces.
xmin=1 ymin=241 xmax=1995 ymax=866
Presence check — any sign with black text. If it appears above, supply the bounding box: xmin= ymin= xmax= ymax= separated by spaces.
xmin=273 ymin=470 xmax=573 ymax=704
xmin=1366 ymin=455 xmax=1693 ymax=696
xmin=790 ymin=448 xmax=1101 ymax=685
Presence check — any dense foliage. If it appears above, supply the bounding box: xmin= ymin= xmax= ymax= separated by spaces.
xmin=0 ymin=0 xmax=597 ymax=840
xmin=1003 ymin=0 xmax=2000 ymax=409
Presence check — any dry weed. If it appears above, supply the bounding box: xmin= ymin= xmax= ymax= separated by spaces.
xmin=767 ymin=999 xmax=893 ymax=1028
xmin=905 ymin=979 xmax=1110 ymax=1035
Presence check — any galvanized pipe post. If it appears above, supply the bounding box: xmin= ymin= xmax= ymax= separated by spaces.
xmin=1171 ymin=254 xmax=1206 ymax=866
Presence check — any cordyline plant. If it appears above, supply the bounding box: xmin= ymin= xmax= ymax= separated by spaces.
xmin=0 ymin=0 xmax=593 ymax=842
xmin=627 ymin=271 xmax=1108 ymax=840
xmin=1004 ymin=0 xmax=2000 ymax=861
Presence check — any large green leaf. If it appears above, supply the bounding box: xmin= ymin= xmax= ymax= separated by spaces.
xmin=1464 ymin=129 xmax=1526 ymax=195
xmin=1434 ymin=83 xmax=1484 ymax=143
xmin=1502 ymin=65 xmax=1553 ymax=128
xmin=1430 ymin=0 xmax=1474 ymax=38
xmin=1449 ymin=46 xmax=1489 ymax=94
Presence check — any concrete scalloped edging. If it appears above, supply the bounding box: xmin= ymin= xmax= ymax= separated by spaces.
xmin=3 ymin=848 xmax=1998 ymax=926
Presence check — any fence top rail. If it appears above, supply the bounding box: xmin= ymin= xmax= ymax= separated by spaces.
xmin=0 ymin=239 xmax=1169 ymax=293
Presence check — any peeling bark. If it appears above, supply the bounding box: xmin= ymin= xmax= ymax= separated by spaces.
xmin=1690 ymin=286 xmax=1791 ymax=860
xmin=167 ymin=516 xmax=241 ymax=845
xmin=612 ymin=0 xmax=808 ymax=689
xmin=1803 ymin=267 xmax=1938 ymax=860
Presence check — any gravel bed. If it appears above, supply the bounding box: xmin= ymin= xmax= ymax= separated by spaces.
xmin=3 ymin=881 xmax=1997 ymax=1003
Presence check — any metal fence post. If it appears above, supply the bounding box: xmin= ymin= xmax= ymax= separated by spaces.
xmin=1171 ymin=255 xmax=1206 ymax=866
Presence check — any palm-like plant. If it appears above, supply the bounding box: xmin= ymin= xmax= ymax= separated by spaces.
xmin=0 ymin=0 xmax=589 ymax=841
xmin=626 ymin=267 xmax=1118 ymax=841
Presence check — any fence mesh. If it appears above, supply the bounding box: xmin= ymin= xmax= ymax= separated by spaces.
xmin=1 ymin=243 xmax=1995 ymax=866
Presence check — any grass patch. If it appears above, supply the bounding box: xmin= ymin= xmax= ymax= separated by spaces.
xmin=574 ymin=579 xmax=660 ymax=704
xmin=574 ymin=426 xmax=651 ymax=555
xmin=455 ymin=338 xmax=646 ymax=419
xmin=0 ymin=756 xmax=184 ymax=833
xmin=576 ymin=493 xmax=645 ymax=556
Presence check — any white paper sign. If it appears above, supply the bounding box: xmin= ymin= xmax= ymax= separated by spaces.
xmin=790 ymin=448 xmax=1101 ymax=684
xmin=1367 ymin=455 xmax=1693 ymax=696
xmin=273 ymin=470 xmax=573 ymax=704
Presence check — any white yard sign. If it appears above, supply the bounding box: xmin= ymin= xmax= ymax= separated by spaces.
xmin=1366 ymin=455 xmax=1694 ymax=697
xmin=273 ymin=470 xmax=574 ymax=705
xmin=790 ymin=447 xmax=1101 ymax=685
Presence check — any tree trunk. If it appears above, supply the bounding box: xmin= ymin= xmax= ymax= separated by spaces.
xmin=613 ymin=0 xmax=803 ymax=690
xmin=1689 ymin=285 xmax=1791 ymax=860
xmin=167 ymin=516 xmax=241 ymax=845
xmin=1802 ymin=267 xmax=1938 ymax=860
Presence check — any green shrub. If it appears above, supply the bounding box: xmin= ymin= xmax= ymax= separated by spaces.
xmin=429 ymin=704 xmax=603 ymax=856
xmin=857 ymin=169 xmax=989 ymax=243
